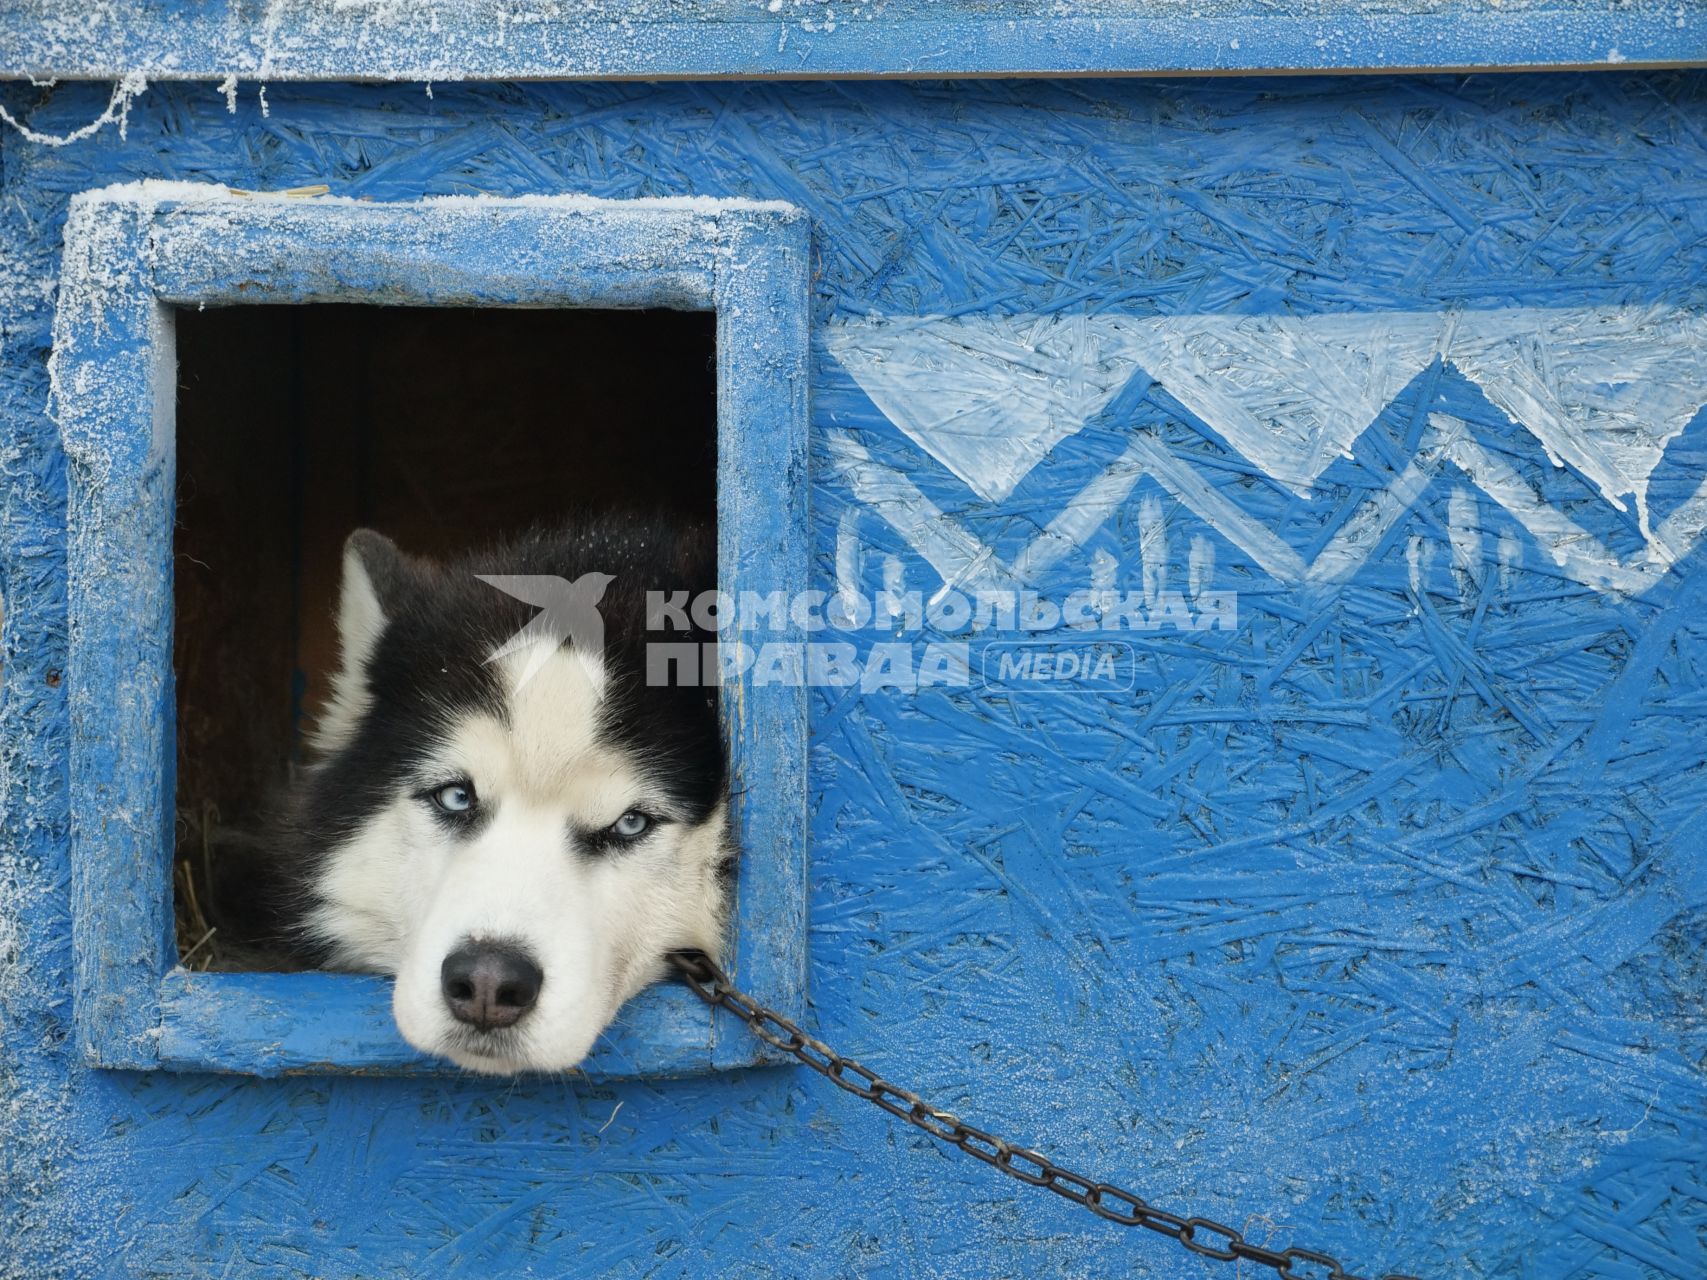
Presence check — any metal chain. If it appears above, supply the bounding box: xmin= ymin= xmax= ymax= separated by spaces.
xmin=669 ymin=951 xmax=1421 ymax=1280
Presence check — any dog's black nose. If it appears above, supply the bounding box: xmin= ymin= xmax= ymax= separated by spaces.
xmin=440 ymin=942 xmax=543 ymax=1031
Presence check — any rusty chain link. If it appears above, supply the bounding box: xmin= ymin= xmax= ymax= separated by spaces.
xmin=669 ymin=951 xmax=1421 ymax=1280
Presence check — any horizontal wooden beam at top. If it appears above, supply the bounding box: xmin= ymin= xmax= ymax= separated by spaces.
xmin=1 ymin=2 xmax=1702 ymax=82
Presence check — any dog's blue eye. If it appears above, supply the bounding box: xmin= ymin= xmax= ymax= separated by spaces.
xmin=432 ymin=782 xmax=476 ymax=814
xmin=611 ymin=810 xmax=650 ymax=839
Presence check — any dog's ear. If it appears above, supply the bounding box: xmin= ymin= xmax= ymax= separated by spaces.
xmin=311 ymin=530 xmax=410 ymax=756
xmin=338 ymin=529 xmax=409 ymax=670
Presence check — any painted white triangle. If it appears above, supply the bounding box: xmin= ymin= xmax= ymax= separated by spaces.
xmin=1103 ymin=312 xmax=1445 ymax=496
xmin=826 ymin=314 xmax=1140 ymax=503
xmin=1448 ymin=305 xmax=1707 ymax=539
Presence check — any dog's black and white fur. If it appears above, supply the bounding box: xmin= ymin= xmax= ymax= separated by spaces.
xmin=281 ymin=516 xmax=731 ymax=1073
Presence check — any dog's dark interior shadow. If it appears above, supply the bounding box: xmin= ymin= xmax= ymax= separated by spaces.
xmin=172 ymin=304 xmax=718 ymax=971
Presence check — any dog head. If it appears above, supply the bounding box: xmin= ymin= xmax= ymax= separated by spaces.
xmin=293 ymin=526 xmax=730 ymax=1074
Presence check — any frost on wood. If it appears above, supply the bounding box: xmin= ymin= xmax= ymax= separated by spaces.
xmin=48 ymin=181 xmax=795 ymax=469
xmin=0 ymin=0 xmax=1699 ymax=78
xmin=46 ymin=184 xmax=800 ymax=443
xmin=0 ymin=74 xmax=147 ymax=146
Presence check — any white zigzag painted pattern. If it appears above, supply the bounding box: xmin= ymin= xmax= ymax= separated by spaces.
xmin=826 ymin=306 xmax=1707 ymax=598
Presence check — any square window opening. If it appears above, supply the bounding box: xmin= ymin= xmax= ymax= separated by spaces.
xmin=170 ymin=304 xmax=718 ymax=973
xmin=59 ymin=189 xmax=807 ymax=1076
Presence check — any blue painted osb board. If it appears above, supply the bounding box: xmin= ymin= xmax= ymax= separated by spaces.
xmin=0 ymin=0 xmax=1701 ymax=79
xmin=2 ymin=75 xmax=1706 ymax=1279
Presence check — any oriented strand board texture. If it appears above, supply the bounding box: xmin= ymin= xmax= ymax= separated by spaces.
xmin=2 ymin=0 xmax=1702 ymax=79
xmin=2 ymin=74 xmax=1706 ymax=1278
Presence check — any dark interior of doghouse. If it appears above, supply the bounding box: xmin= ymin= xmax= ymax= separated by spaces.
xmin=173 ymin=304 xmax=717 ymax=971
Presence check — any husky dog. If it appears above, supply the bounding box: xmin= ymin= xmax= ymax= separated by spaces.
xmin=282 ymin=517 xmax=731 ymax=1074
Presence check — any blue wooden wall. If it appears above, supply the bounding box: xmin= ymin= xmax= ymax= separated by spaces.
xmin=3 ymin=0 xmax=1701 ymax=77
xmin=2 ymin=74 xmax=1706 ymax=1278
